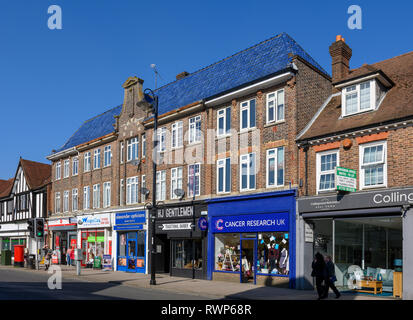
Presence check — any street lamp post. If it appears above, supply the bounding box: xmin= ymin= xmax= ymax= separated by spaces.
xmin=137 ymin=89 xmax=158 ymax=285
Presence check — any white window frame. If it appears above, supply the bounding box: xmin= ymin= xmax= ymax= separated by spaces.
xmin=266 ymin=89 xmax=285 ymax=124
xmin=342 ymin=80 xmax=376 ymax=117
xmin=103 ymin=182 xmax=111 ymax=208
xmin=83 ymin=186 xmax=90 ymax=210
xmin=217 ymin=158 xmax=231 ymax=194
xmin=72 ymin=189 xmax=78 ymax=212
xmin=359 ymin=140 xmax=387 ymax=190
xmin=55 ymin=162 xmax=61 ymax=180
xmin=266 ymin=147 xmax=285 ymax=188
xmin=63 ymin=160 xmax=69 ymax=178
xmin=63 ymin=190 xmax=69 ymax=212
xmin=120 ymin=141 xmax=124 ymax=164
xmin=141 ymin=175 xmax=146 ymax=203
xmin=157 ymin=127 xmax=167 ymax=152
xmin=127 ymin=137 xmax=139 ymax=161
xmin=171 ymin=167 xmax=183 ymax=199
xmin=188 ymin=116 xmax=202 ymax=144
xmin=142 ymin=134 xmax=146 ymax=158
xmin=240 ymin=99 xmax=256 ymax=131
xmin=156 ymin=170 xmax=166 ymax=201
xmin=55 ymin=192 xmax=61 ymax=213
xmin=171 ymin=121 xmax=183 ymax=149
xmin=93 ymin=149 xmax=101 ymax=170
xmin=126 ymin=176 xmax=139 ymax=205
xmin=93 ymin=184 xmax=100 ymax=209
xmin=316 ymin=149 xmax=340 ymax=194
xmin=84 ymin=152 xmax=91 ymax=172
xmin=104 ymin=145 xmax=112 ymax=167
xmin=188 ymin=163 xmax=201 ymax=197
xmin=239 ymin=153 xmax=256 ymax=191
xmin=72 ymin=157 xmax=78 ymax=176
xmin=217 ymin=106 xmax=231 ymax=137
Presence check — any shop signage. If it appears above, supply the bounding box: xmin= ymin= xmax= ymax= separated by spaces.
xmin=298 ymin=187 xmax=413 ymax=213
xmin=211 ymin=212 xmax=289 ymax=233
xmin=157 ymin=206 xmax=194 ymax=219
xmin=48 ymin=218 xmax=77 ymax=227
xmin=336 ymin=167 xmax=357 ymax=192
xmin=103 ymin=255 xmax=112 ymax=270
xmin=115 ymin=211 xmax=146 ymax=225
xmin=304 ymin=222 xmax=314 ymax=243
xmin=114 ymin=224 xmax=144 ymax=231
xmin=77 ymin=213 xmax=111 ymax=229
xmin=87 ymin=236 xmax=104 ymax=242
xmin=160 ymin=223 xmax=193 ymax=231
xmin=198 ymin=217 xmax=208 ymax=231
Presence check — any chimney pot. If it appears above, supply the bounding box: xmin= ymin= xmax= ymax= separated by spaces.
xmin=176 ymin=71 xmax=189 ymax=80
xmin=329 ymin=36 xmax=352 ymax=83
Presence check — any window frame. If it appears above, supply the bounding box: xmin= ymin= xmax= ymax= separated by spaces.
xmin=104 ymin=145 xmax=112 ymax=167
xmin=156 ymin=170 xmax=167 ymax=201
xmin=359 ymin=140 xmax=387 ymax=190
xmin=266 ymin=89 xmax=285 ymax=124
xmin=316 ymin=149 xmax=340 ymax=194
xmin=63 ymin=190 xmax=69 ymax=213
xmin=266 ymin=147 xmax=285 ymax=188
xmin=342 ymin=80 xmax=376 ymax=117
xmin=55 ymin=192 xmax=61 ymax=213
xmin=240 ymin=99 xmax=256 ymax=131
xmin=171 ymin=121 xmax=183 ymax=149
xmin=72 ymin=157 xmax=78 ymax=176
xmin=84 ymin=152 xmax=91 ymax=172
xmin=55 ymin=162 xmax=61 ymax=180
xmin=83 ymin=186 xmax=90 ymax=210
xmin=188 ymin=115 xmax=202 ymax=144
xmin=127 ymin=137 xmax=139 ymax=162
xmin=126 ymin=176 xmax=139 ymax=205
xmin=216 ymin=157 xmax=231 ymax=194
xmin=72 ymin=188 xmax=78 ymax=212
xmin=217 ymin=106 xmax=231 ymax=137
xmin=63 ymin=159 xmax=70 ymax=178
xmin=239 ymin=153 xmax=256 ymax=192
xmin=170 ymin=167 xmax=183 ymax=199
xmin=188 ymin=163 xmax=201 ymax=197
xmin=92 ymin=184 xmax=100 ymax=209
xmin=103 ymin=181 xmax=111 ymax=208
xmin=93 ymin=149 xmax=101 ymax=170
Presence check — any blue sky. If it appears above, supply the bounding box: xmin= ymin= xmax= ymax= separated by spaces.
xmin=0 ymin=0 xmax=412 ymax=179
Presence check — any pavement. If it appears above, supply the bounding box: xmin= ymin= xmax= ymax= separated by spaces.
xmin=0 ymin=264 xmax=396 ymax=300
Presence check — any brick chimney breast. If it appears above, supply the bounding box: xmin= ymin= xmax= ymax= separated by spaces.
xmin=329 ymin=36 xmax=352 ymax=83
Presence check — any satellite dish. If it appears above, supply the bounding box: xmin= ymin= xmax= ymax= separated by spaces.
xmin=174 ymin=189 xmax=185 ymax=199
xmin=141 ymin=188 xmax=150 ymax=196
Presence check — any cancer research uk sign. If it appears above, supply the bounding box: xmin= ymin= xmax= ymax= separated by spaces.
xmin=211 ymin=212 xmax=289 ymax=233
xmin=335 ymin=167 xmax=357 ymax=192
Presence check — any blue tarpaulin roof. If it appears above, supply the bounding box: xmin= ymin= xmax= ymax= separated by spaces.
xmin=54 ymin=32 xmax=328 ymax=154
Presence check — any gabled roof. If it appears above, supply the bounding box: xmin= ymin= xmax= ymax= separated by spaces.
xmin=19 ymin=159 xmax=51 ymax=190
xmin=298 ymin=51 xmax=413 ymax=141
xmin=54 ymin=105 xmax=122 ymax=153
xmin=154 ymin=32 xmax=329 ymax=115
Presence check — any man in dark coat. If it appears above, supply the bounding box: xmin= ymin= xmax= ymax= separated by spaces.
xmin=311 ymin=252 xmax=327 ymax=299
xmin=323 ymin=255 xmax=341 ymax=299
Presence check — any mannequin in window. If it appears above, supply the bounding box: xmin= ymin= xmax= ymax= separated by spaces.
xmin=279 ymin=248 xmax=288 ymax=275
xmin=268 ymin=243 xmax=279 ymax=273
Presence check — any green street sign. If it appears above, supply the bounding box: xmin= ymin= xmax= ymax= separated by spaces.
xmin=336 ymin=167 xmax=357 ymax=192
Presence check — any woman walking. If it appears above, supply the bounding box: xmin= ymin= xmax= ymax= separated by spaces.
xmin=311 ymin=252 xmax=327 ymax=300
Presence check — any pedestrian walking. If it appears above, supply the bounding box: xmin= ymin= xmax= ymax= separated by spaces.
xmin=311 ymin=252 xmax=327 ymax=300
xmin=323 ymin=255 xmax=341 ymax=299
xmin=66 ymin=247 xmax=72 ymax=267
xmin=44 ymin=245 xmax=52 ymax=271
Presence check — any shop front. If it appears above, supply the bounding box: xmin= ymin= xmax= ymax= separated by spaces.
xmin=47 ymin=218 xmax=77 ymax=265
xmin=153 ymin=201 xmax=208 ymax=279
xmin=0 ymin=221 xmax=34 ymax=260
xmin=207 ymin=190 xmax=296 ymax=287
xmin=76 ymin=213 xmax=112 ymax=267
xmin=297 ymin=187 xmax=412 ymax=298
xmin=114 ymin=211 xmax=147 ymax=273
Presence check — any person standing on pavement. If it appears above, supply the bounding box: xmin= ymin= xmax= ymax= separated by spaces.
xmin=44 ymin=245 xmax=52 ymax=271
xmin=66 ymin=247 xmax=72 ymax=267
xmin=323 ymin=255 xmax=341 ymax=299
xmin=311 ymin=252 xmax=327 ymax=300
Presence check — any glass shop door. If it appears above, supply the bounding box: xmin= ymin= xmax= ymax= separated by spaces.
xmin=240 ymin=234 xmax=257 ymax=284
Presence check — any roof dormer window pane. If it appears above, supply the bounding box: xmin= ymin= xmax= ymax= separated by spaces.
xmin=360 ymin=82 xmax=371 ymax=110
xmin=342 ymin=80 xmax=375 ymax=117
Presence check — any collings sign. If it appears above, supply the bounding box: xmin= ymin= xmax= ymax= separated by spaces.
xmin=298 ymin=187 xmax=413 ymax=213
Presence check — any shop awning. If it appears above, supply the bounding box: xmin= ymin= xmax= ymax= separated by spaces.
xmin=301 ymin=206 xmax=402 ymax=219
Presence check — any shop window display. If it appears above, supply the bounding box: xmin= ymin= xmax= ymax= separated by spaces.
xmin=172 ymin=239 xmax=203 ymax=270
xmin=257 ymin=232 xmax=289 ymax=275
xmin=215 ymin=234 xmax=240 ymax=272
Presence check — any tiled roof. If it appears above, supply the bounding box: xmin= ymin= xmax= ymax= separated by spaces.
xmin=298 ymin=51 xmax=413 ymax=140
xmin=20 ymin=159 xmax=51 ymax=190
xmin=0 ymin=179 xmax=13 ymax=198
xmin=55 ymin=105 xmax=122 ymax=153
xmin=154 ymin=32 xmax=329 ymax=115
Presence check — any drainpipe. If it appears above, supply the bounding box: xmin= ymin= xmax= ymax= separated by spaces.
xmin=301 ymin=141 xmax=310 ymax=196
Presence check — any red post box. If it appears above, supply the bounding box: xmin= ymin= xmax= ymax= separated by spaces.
xmin=14 ymin=245 xmax=25 ymax=267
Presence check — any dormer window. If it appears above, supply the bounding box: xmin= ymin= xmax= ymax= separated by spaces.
xmin=342 ymin=80 xmax=376 ymax=117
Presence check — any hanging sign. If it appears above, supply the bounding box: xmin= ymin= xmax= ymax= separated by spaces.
xmin=160 ymin=222 xmax=192 ymax=231
xmin=336 ymin=167 xmax=357 ymax=192
xmin=198 ymin=217 xmax=208 ymax=231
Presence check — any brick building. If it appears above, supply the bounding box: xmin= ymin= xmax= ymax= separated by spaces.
xmin=295 ymin=35 xmax=413 ymax=299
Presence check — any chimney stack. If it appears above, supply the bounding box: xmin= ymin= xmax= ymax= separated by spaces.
xmin=122 ymin=76 xmax=144 ymax=118
xmin=329 ymin=35 xmax=352 ymax=83
xmin=176 ymin=71 xmax=189 ymax=80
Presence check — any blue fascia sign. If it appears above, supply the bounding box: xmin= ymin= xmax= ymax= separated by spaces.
xmin=115 ymin=211 xmax=146 ymax=225
xmin=211 ymin=212 xmax=289 ymax=233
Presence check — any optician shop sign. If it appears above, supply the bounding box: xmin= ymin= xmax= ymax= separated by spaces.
xmin=211 ymin=212 xmax=289 ymax=233
xmin=115 ymin=211 xmax=146 ymax=225
xmin=298 ymin=187 xmax=413 ymax=213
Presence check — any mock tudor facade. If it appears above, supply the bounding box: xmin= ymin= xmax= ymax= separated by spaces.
xmin=296 ymin=36 xmax=413 ymax=299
